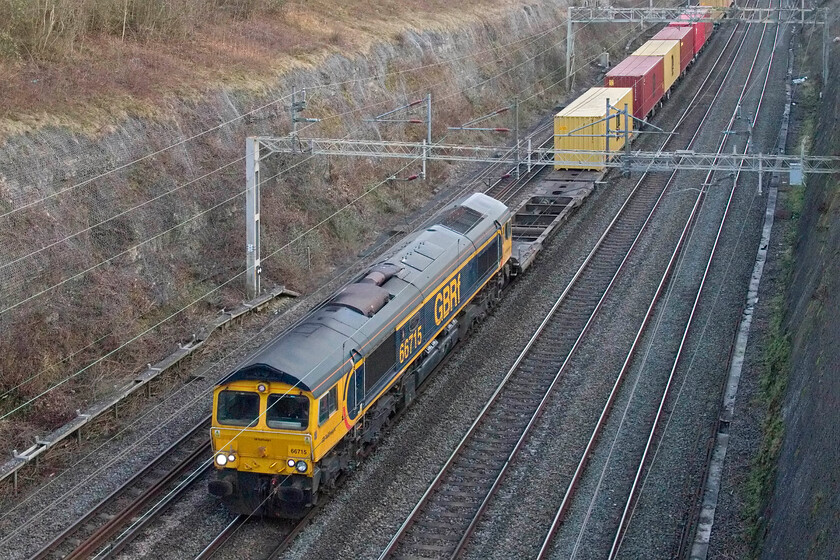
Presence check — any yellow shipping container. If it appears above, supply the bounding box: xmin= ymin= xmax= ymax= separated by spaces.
xmin=631 ymin=40 xmax=681 ymax=91
xmin=699 ymin=0 xmax=727 ymax=18
xmin=554 ymin=87 xmax=634 ymax=171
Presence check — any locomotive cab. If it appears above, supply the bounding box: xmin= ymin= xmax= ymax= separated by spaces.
xmin=209 ymin=379 xmax=317 ymax=517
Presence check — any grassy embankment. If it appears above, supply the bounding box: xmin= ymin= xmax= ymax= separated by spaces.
xmin=0 ymin=0 xmax=522 ymax=133
xmin=742 ymin=66 xmax=820 ymax=555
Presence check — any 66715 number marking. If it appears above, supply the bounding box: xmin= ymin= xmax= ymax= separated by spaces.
xmin=399 ymin=325 xmax=423 ymax=363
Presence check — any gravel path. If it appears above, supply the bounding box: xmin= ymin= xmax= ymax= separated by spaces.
xmin=707 ymin=15 xmax=832 ymax=560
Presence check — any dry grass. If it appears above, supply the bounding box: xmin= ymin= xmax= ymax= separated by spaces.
xmin=0 ymin=0 xmax=530 ymax=134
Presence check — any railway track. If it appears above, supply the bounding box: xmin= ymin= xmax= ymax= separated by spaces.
xmin=193 ymin=515 xmax=248 ymax=560
xmin=31 ymin=422 xmax=211 ymax=560
xmin=20 ymin=11 xmax=780 ymax=560
xmin=17 ymin=80 xmax=561 ymax=560
xmin=194 ymin=505 xmax=317 ymax=560
xmin=377 ymin=9 xmax=772 ymax=560
xmin=537 ymin=8 xmax=786 ymax=560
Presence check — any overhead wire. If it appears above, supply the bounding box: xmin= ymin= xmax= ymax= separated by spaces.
xmin=2 ymin=8 xmax=664 ymax=539
xmin=0 ymin=13 xmax=588 ymax=532
xmin=1 ymin=6 xmax=652 ymax=494
xmin=0 ymin=15 xmax=569 ymax=400
xmin=1 ymin=13 xmax=566 ymax=255
xmin=621 ymin=11 xmax=784 ymax=545
xmin=0 ymin=18 xmax=567 ymax=222
xmin=0 ymin=154 xmax=421 ymax=544
xmin=0 ymin=13 xmax=563 ymax=310
xmin=0 ymin=158 xmax=244 ymax=274
xmin=568 ymin=10 xmax=772 ymax=556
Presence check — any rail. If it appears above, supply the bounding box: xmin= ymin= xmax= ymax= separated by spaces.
xmin=32 ymin=422 xmax=212 ymax=560
xmin=379 ymin=6 xmax=768 ymax=557
xmin=0 ymin=286 xmax=297 ymax=492
xmin=535 ymin=3 xmax=783 ymax=556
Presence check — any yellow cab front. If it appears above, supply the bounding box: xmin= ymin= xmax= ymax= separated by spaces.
xmin=208 ymin=379 xmax=316 ymax=517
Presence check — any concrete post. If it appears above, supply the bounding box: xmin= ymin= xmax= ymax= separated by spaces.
xmin=758 ymin=154 xmax=763 ymax=195
xmin=426 ymin=92 xmax=432 ymax=146
xmin=245 ymin=137 xmax=261 ymax=300
xmin=422 ymin=139 xmax=427 ymax=181
xmin=527 ymin=137 xmax=532 ymax=173
xmin=424 ymin=93 xmax=432 ymax=180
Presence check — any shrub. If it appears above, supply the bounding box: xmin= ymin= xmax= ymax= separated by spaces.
xmin=0 ymin=0 xmax=286 ymax=59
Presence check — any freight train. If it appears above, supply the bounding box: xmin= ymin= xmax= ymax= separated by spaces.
xmin=209 ymin=193 xmax=512 ymax=516
xmin=208 ymin=4 xmax=726 ymax=518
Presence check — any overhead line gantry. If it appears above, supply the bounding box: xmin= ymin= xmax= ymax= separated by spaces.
xmin=564 ymin=5 xmax=831 ymax=91
xmin=242 ymin=6 xmax=836 ymax=298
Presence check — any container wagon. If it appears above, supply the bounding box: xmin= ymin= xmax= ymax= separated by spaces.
xmin=698 ymin=0 xmax=728 ymax=20
xmin=670 ymin=10 xmax=712 ymax=56
xmin=652 ymin=26 xmax=696 ymax=69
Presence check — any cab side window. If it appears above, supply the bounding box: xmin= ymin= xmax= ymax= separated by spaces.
xmin=318 ymin=386 xmax=338 ymax=425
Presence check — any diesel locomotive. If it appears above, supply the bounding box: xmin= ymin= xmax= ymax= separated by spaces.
xmin=208 ymin=193 xmax=512 ymax=517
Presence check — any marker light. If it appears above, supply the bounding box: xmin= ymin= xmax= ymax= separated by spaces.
xmin=287 ymin=459 xmax=296 ymax=468
xmin=227 ymin=453 xmax=235 ymax=462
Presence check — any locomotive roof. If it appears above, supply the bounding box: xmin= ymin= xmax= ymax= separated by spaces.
xmin=221 ymin=193 xmax=509 ymax=398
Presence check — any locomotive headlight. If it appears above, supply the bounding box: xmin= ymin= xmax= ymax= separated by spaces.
xmin=215 ymin=453 xmax=228 ymax=466
xmin=287 ymin=459 xmax=296 ymax=468
xmin=295 ymin=460 xmax=307 ymax=473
